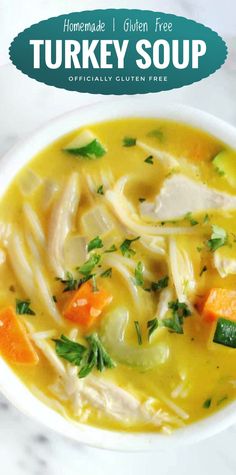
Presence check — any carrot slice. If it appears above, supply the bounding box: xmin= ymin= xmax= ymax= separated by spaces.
xmin=202 ymin=288 xmax=236 ymax=322
xmin=63 ymin=281 xmax=113 ymax=328
xmin=0 ymin=307 xmax=39 ymax=365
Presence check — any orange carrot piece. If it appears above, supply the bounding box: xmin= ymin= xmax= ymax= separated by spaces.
xmin=202 ymin=288 xmax=236 ymax=322
xmin=0 ymin=307 xmax=39 ymax=365
xmin=63 ymin=281 xmax=113 ymax=328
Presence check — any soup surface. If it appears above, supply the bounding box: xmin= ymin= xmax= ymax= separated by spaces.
xmin=1 ymin=117 xmax=236 ymax=434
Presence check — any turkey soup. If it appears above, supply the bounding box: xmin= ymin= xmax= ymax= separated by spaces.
xmin=1 ymin=118 xmax=236 ymax=434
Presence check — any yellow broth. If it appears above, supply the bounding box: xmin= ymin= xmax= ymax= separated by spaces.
xmin=0 ymin=118 xmax=236 ymax=432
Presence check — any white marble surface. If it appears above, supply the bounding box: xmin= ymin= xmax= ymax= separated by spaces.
xmin=0 ymin=1 xmax=236 ymax=474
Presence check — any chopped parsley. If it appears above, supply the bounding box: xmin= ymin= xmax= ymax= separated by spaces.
xmin=120 ymin=236 xmax=140 ymax=258
xmin=16 ymin=299 xmax=35 ymax=316
xmin=87 ymin=236 xmax=103 ymax=252
xmin=150 ymin=276 xmax=169 ymax=292
xmin=57 ymin=273 xmax=94 ymax=292
xmin=78 ymin=254 xmax=101 ymax=276
xmin=217 ymin=395 xmax=228 ymax=406
xmin=53 ymin=333 xmax=115 ymax=378
xmin=97 ymin=184 xmax=104 ymax=195
xmin=134 ymin=321 xmax=142 ymax=345
xmin=147 ymin=128 xmax=164 ymax=142
xmin=203 ymin=214 xmax=210 ymax=224
xmin=207 ymin=225 xmax=228 ymax=252
xmin=134 ymin=261 xmax=144 ymax=287
xmin=162 ymin=300 xmax=191 ymax=334
xmin=199 ymin=265 xmax=207 ymax=277
xmin=184 ymin=212 xmax=198 ymax=226
xmin=147 ymin=318 xmax=159 ymax=340
xmin=139 ymin=197 xmax=146 ymax=203
xmin=123 ymin=137 xmax=136 ymax=147
xmin=144 ymin=155 xmax=154 ymax=165
xmin=104 ymin=244 xmax=117 ymax=253
xmin=52 ymin=295 xmax=57 ymax=303
xmin=203 ymin=398 xmax=212 ymax=409
xmin=56 ymin=272 xmax=78 ymax=292
xmin=65 ymin=139 xmax=106 ymax=159
xmin=100 ymin=267 xmax=112 ymax=278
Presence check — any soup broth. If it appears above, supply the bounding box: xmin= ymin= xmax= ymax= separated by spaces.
xmin=0 ymin=118 xmax=236 ymax=433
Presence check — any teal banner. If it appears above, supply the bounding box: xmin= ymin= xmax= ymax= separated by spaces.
xmin=9 ymin=9 xmax=227 ymax=95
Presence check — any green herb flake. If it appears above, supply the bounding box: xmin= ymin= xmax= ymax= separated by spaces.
xmin=134 ymin=261 xmax=144 ymax=287
xmin=97 ymin=185 xmax=104 ymax=195
xmin=207 ymin=225 xmax=228 ymax=252
xmin=54 ymin=333 xmax=116 ymax=379
xmin=120 ymin=236 xmax=140 ymax=258
xmin=214 ymin=166 xmax=225 ymax=177
xmin=217 ymin=395 xmax=228 ymax=406
xmin=184 ymin=212 xmax=199 ymax=226
xmin=150 ymin=276 xmax=169 ymax=292
xmin=78 ymin=254 xmax=101 ymax=276
xmin=144 ymin=155 xmax=154 ymax=165
xmin=87 ymin=236 xmax=103 ymax=252
xmin=134 ymin=321 xmax=142 ymax=345
xmin=53 ymin=335 xmax=86 ymax=366
xmin=147 ymin=129 xmax=164 ymax=142
xmin=203 ymin=398 xmax=212 ymax=409
xmin=52 ymin=295 xmax=57 ymax=303
xmin=104 ymin=244 xmax=117 ymax=253
xmin=123 ymin=137 xmax=136 ymax=147
xmin=56 ymin=272 xmax=78 ymax=292
xmin=147 ymin=318 xmax=159 ymax=340
xmin=100 ymin=267 xmax=112 ymax=278
xmin=65 ymin=139 xmax=106 ymax=159
xmin=16 ymin=299 xmax=35 ymax=316
xmin=162 ymin=300 xmax=191 ymax=334
xmin=203 ymin=214 xmax=210 ymax=224
xmin=139 ymin=197 xmax=146 ymax=203
xmin=199 ymin=265 xmax=207 ymax=277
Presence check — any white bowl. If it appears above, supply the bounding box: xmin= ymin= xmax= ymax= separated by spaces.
xmin=1 ymin=98 xmax=236 ymax=451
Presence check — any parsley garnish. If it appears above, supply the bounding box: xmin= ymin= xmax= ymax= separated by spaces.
xmin=56 ymin=271 xmax=78 ymax=292
xmin=57 ymin=273 xmax=94 ymax=292
xmin=65 ymin=139 xmax=106 ymax=159
xmin=123 ymin=137 xmax=136 ymax=147
xmin=104 ymin=244 xmax=117 ymax=253
xmin=139 ymin=197 xmax=146 ymax=203
xmin=120 ymin=236 xmax=140 ymax=258
xmin=203 ymin=214 xmax=210 ymax=224
xmin=100 ymin=267 xmax=112 ymax=278
xmin=87 ymin=236 xmax=103 ymax=252
xmin=147 ymin=129 xmax=164 ymax=142
xmin=199 ymin=265 xmax=207 ymax=277
xmin=184 ymin=212 xmax=198 ymax=226
xmin=144 ymin=155 xmax=154 ymax=165
xmin=78 ymin=254 xmax=101 ymax=276
xmin=53 ymin=333 xmax=116 ymax=378
xmin=52 ymin=295 xmax=57 ymax=303
xmin=97 ymin=185 xmax=104 ymax=195
xmin=150 ymin=276 xmax=169 ymax=292
xmin=16 ymin=299 xmax=35 ymax=316
xmin=134 ymin=261 xmax=144 ymax=287
xmin=134 ymin=321 xmax=142 ymax=345
xmin=203 ymin=398 xmax=212 ymax=409
xmin=207 ymin=225 xmax=228 ymax=252
xmin=162 ymin=300 xmax=191 ymax=334
xmin=147 ymin=318 xmax=158 ymax=340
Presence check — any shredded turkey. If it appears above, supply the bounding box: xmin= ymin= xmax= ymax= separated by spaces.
xmin=140 ymin=174 xmax=236 ymax=222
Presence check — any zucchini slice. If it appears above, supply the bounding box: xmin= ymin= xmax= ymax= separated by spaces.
xmin=213 ymin=317 xmax=236 ymax=348
xmin=64 ymin=130 xmax=106 ymax=159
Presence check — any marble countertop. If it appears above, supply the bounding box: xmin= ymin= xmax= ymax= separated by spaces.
xmin=0 ymin=1 xmax=236 ymax=474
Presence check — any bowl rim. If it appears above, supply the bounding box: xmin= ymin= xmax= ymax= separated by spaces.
xmin=1 ymin=97 xmax=236 ymax=451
